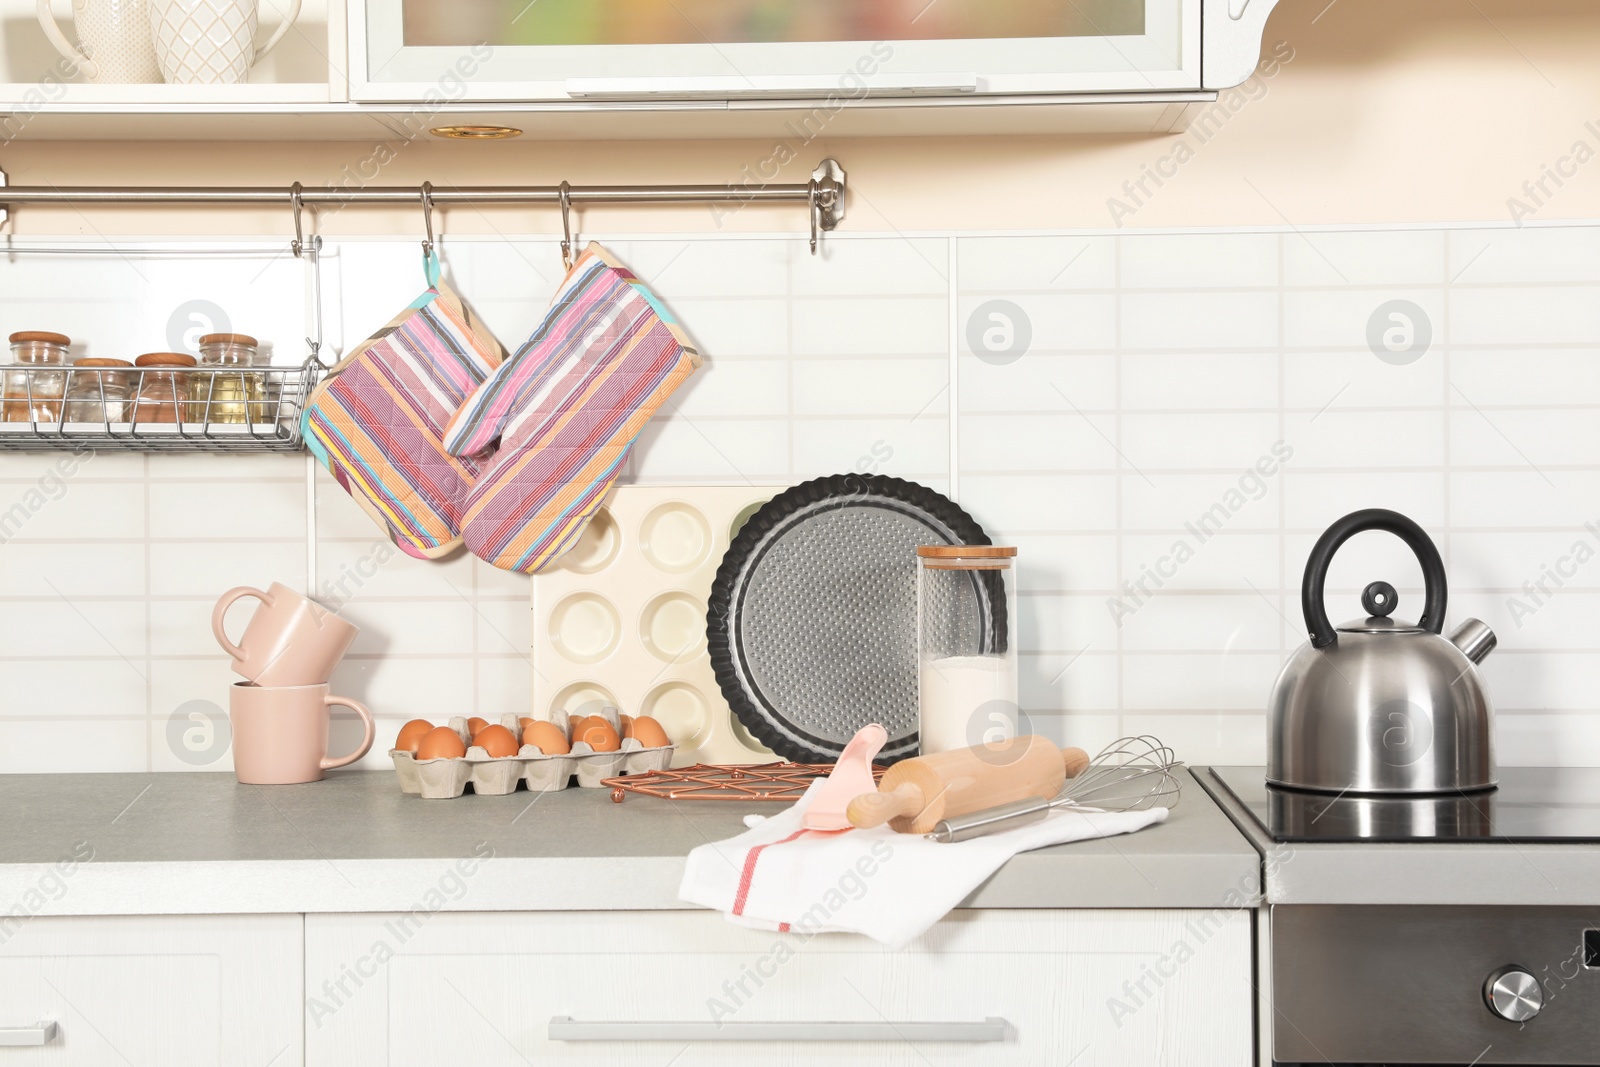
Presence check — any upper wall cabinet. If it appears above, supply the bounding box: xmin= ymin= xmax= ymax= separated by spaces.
xmin=352 ymin=0 xmax=1203 ymax=100
xmin=344 ymin=0 xmax=1284 ymax=136
xmin=0 ymin=0 xmax=1282 ymax=138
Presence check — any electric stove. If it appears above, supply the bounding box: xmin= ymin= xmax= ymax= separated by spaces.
xmin=1199 ymin=766 xmax=1600 ymax=1067
xmin=1206 ymin=765 xmax=1600 ymax=844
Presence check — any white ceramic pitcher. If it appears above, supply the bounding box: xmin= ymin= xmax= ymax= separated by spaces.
xmin=36 ymin=0 xmax=163 ymax=83
xmin=147 ymin=0 xmax=301 ymax=84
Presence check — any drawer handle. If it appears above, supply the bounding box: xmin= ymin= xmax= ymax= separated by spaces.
xmin=0 ymin=1022 xmax=56 ymax=1047
xmin=548 ymin=1016 xmax=1007 ymax=1043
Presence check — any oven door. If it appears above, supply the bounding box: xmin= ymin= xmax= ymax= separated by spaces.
xmin=1272 ymin=905 xmax=1600 ymax=1065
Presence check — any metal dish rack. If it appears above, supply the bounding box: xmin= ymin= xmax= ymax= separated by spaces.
xmin=0 ymin=360 xmax=323 ymax=453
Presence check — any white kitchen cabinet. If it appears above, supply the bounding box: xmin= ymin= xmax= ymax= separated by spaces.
xmin=350 ymin=0 xmax=1204 ymax=102
xmin=0 ymin=914 xmax=302 ymax=1066
xmin=304 ymin=909 xmax=1252 ymax=1066
xmin=0 ymin=0 xmax=1287 ymax=137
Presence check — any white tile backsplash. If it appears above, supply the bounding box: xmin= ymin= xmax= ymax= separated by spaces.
xmin=1283 ymin=288 xmax=1445 ymax=349
xmin=961 ymin=293 xmax=1118 ymax=353
xmin=1448 ymin=227 xmax=1600 ymax=285
xmin=1283 ymin=349 xmax=1444 ymax=409
xmin=1450 ymin=285 xmax=1600 ymax=346
xmin=792 ymin=357 xmax=947 ymax=416
xmin=1120 ymin=352 xmax=1279 ymax=410
xmin=1283 ymin=229 xmax=1444 ymax=287
xmin=961 ymin=411 xmax=1119 ymax=471
xmin=1120 ymin=232 xmax=1279 ymax=289
xmin=8 ymin=223 xmax=1600 ymax=772
xmin=958 ymin=235 xmax=1115 ymax=292
xmin=790 ymin=295 xmax=947 ymax=356
xmin=1122 ymin=290 xmax=1279 ymax=350
xmin=1450 ymin=349 xmax=1600 ymax=405
xmin=959 ymin=473 xmax=1119 ymax=533
xmin=955 ymin=221 xmax=1600 ymax=765
xmin=963 ymin=353 xmax=1118 ymax=414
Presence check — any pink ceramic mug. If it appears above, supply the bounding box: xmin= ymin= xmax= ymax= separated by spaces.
xmin=229 ymin=682 xmax=375 ymax=784
xmin=213 ymin=582 xmax=358 ymax=687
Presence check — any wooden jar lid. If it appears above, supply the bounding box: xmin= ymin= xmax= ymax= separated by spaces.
xmin=915 ymin=545 xmax=1018 ymax=558
xmin=198 ymin=333 xmax=258 ymax=347
xmin=135 ymin=352 xmax=198 ymax=367
xmin=9 ymin=331 xmax=70 ymax=346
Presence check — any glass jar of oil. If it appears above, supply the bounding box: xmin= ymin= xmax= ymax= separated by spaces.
xmin=189 ymin=333 xmax=264 ymax=425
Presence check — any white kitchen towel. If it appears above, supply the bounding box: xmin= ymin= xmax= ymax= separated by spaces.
xmin=679 ymin=780 xmax=1168 ymax=949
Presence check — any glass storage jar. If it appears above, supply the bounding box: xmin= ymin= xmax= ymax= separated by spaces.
xmin=4 ymin=331 xmax=71 ymax=423
xmin=132 ymin=352 xmax=196 ymax=424
xmin=916 ymin=545 xmax=1019 ymax=755
xmin=64 ymin=358 xmax=134 ymax=423
xmin=190 ymin=333 xmax=264 ymax=425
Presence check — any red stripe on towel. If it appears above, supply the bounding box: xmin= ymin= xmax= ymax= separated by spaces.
xmin=730 ymin=827 xmax=852 ymax=921
xmin=731 ymin=829 xmax=810 ymax=917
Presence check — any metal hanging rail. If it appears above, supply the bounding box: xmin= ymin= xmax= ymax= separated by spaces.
xmin=0 ymin=158 xmax=847 ymax=253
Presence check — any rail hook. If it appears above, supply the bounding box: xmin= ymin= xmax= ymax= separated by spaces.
xmin=420 ymin=181 xmax=435 ymax=260
xmin=558 ymin=181 xmax=574 ymax=270
xmin=420 ymin=181 xmax=439 ymax=286
xmin=289 ymin=182 xmax=306 ymax=258
xmin=809 ymin=178 xmax=823 ymax=255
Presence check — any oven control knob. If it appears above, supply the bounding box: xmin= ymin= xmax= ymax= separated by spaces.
xmin=1484 ymin=967 xmax=1542 ymax=1022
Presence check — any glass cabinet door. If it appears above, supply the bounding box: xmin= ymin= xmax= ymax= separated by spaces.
xmin=351 ymin=0 xmax=1200 ymax=102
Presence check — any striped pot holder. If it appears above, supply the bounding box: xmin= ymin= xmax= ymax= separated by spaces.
xmin=444 ymin=242 xmax=702 ymax=573
xmin=303 ymin=277 xmax=504 ymax=559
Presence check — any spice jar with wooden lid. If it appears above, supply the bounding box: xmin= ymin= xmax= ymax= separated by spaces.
xmin=132 ymin=352 xmax=196 ymax=424
xmin=191 ymin=332 xmax=264 ymax=425
xmin=4 ymin=331 xmax=71 ymax=423
xmin=65 ymin=357 xmax=134 ymax=423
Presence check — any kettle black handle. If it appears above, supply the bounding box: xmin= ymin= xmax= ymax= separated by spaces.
xmin=1302 ymin=509 xmax=1447 ymax=648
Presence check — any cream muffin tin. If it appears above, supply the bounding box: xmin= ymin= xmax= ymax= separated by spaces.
xmin=531 ymin=485 xmax=785 ymax=766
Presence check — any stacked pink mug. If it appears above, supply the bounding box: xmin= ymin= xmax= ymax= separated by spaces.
xmin=212 ymin=582 xmax=374 ymax=785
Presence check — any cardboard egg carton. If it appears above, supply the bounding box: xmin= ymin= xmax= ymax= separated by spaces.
xmin=389 ymin=712 xmax=675 ymax=800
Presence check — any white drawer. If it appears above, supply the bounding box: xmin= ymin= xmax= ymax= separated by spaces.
xmin=306 ymin=909 xmax=1250 ymax=1066
xmin=0 ymin=913 xmax=302 ymax=1066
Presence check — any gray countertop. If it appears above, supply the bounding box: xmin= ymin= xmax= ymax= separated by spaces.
xmin=1198 ymin=766 xmax=1600 ymax=906
xmin=0 ymin=769 xmax=1259 ymax=915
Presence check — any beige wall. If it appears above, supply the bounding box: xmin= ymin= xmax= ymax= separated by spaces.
xmin=2 ymin=0 xmax=1598 ymax=238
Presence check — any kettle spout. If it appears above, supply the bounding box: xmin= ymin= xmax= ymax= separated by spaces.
xmin=1449 ymin=618 xmax=1496 ymax=664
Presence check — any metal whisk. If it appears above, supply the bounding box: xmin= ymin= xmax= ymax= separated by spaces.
xmin=928 ymin=735 xmax=1184 ymax=843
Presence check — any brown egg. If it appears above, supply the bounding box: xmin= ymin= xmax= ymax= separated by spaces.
xmin=630 ymin=716 xmax=671 ymax=749
xmin=472 ymin=724 xmax=520 ymax=759
xmin=619 ymin=714 xmax=635 ymax=738
xmin=416 ymin=726 xmax=467 ymax=761
xmin=578 ymin=719 xmax=621 ymax=752
xmin=518 ymin=716 xmax=534 ymax=732
xmin=394 ymin=719 xmax=433 ymax=753
xmin=522 ymin=720 xmax=570 ymax=755
xmin=466 ymin=716 xmax=490 ymax=737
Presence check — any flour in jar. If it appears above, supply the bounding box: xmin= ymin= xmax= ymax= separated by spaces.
xmin=918 ymin=654 xmax=1020 ymax=755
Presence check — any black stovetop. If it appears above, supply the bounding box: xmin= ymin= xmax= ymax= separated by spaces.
xmin=1206 ymin=766 xmax=1600 ymax=844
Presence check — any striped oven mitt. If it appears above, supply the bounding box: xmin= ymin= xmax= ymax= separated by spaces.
xmin=303 ymin=277 xmax=504 ymax=559
xmin=443 ymin=242 xmax=701 ymax=573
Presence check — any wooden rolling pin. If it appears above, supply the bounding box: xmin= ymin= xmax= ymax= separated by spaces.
xmin=846 ymin=736 xmax=1091 ymax=835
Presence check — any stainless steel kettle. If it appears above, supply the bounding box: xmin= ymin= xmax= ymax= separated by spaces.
xmin=1267 ymin=509 xmax=1497 ymax=794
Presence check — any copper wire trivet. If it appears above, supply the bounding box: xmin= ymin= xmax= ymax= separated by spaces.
xmin=603 ymin=762 xmax=885 ymax=803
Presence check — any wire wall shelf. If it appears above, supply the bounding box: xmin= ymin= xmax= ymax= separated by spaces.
xmin=0 ymin=360 xmax=322 ymax=453
xmin=0 ymin=158 xmax=849 ymax=454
